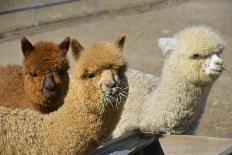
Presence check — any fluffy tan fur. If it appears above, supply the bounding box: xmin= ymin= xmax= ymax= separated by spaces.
xmin=0 ymin=35 xmax=128 ymax=154
xmin=0 ymin=37 xmax=70 ymax=113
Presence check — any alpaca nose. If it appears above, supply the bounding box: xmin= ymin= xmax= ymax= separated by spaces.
xmin=44 ymin=73 xmax=56 ymax=91
xmin=103 ymin=80 xmax=116 ymax=88
xmin=98 ymin=70 xmax=117 ymax=91
xmin=212 ymin=54 xmax=223 ymax=65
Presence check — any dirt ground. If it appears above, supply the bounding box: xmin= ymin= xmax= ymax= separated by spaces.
xmin=0 ymin=0 xmax=231 ymax=138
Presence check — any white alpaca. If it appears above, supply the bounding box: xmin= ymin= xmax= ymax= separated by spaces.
xmin=113 ymin=26 xmax=225 ymax=137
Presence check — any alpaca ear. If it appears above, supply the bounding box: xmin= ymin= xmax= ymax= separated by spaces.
xmin=158 ymin=38 xmax=176 ymax=56
xmin=58 ymin=37 xmax=70 ymax=56
xmin=114 ymin=34 xmax=126 ymax=51
xmin=21 ymin=37 xmax=34 ymax=57
xmin=71 ymin=39 xmax=84 ymax=60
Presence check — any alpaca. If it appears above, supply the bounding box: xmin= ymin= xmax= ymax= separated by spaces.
xmin=0 ymin=35 xmax=128 ymax=154
xmin=113 ymin=26 xmax=225 ymax=138
xmin=0 ymin=37 xmax=70 ymax=113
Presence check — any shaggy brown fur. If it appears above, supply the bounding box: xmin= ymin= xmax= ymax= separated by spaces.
xmin=0 ymin=65 xmax=31 ymax=109
xmin=0 ymin=35 xmax=128 ymax=154
xmin=0 ymin=37 xmax=70 ymax=113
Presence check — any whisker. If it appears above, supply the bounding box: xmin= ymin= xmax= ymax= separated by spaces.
xmin=103 ymin=94 xmax=114 ymax=107
xmin=119 ymin=92 xmax=127 ymax=98
xmin=109 ymin=95 xmax=117 ymax=103
xmin=100 ymin=80 xmax=128 ymax=110
xmin=119 ymin=90 xmax=128 ymax=94
xmin=119 ymin=94 xmax=126 ymax=101
xmin=115 ymin=96 xmax=119 ymax=109
xmin=118 ymin=95 xmax=122 ymax=105
xmin=107 ymin=97 xmax=114 ymax=107
xmin=117 ymin=87 xmax=128 ymax=91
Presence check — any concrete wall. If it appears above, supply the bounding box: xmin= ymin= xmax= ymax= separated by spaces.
xmin=0 ymin=0 xmax=173 ymax=33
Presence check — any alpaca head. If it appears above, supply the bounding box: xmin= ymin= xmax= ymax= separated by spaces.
xmin=158 ymin=26 xmax=225 ymax=85
xmin=21 ymin=37 xmax=70 ymax=112
xmin=71 ymin=35 xmax=128 ymax=116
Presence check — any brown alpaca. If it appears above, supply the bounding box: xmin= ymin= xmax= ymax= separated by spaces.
xmin=0 ymin=37 xmax=70 ymax=113
xmin=0 ymin=35 xmax=128 ymax=154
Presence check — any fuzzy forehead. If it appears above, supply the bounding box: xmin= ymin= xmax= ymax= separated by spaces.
xmin=175 ymin=26 xmax=225 ymax=56
xmin=76 ymin=42 xmax=125 ymax=73
xmin=24 ymin=42 xmax=68 ymax=73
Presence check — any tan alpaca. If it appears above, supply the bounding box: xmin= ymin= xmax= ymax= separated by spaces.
xmin=0 ymin=37 xmax=70 ymax=113
xmin=0 ymin=35 xmax=128 ymax=154
xmin=113 ymin=26 xmax=225 ymax=138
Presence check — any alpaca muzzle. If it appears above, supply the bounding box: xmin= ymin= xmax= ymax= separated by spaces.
xmin=43 ymin=73 xmax=57 ymax=98
xmin=204 ymin=54 xmax=225 ymax=76
xmin=98 ymin=70 xmax=117 ymax=94
xmin=103 ymin=80 xmax=116 ymax=89
xmin=99 ymin=70 xmax=128 ymax=109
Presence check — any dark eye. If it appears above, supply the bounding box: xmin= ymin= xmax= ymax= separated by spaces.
xmin=191 ymin=54 xmax=200 ymax=59
xmin=119 ymin=65 xmax=127 ymax=73
xmin=106 ymin=64 xmax=112 ymax=69
xmin=215 ymin=51 xmax=222 ymax=57
xmin=29 ymin=72 xmax=38 ymax=77
xmin=58 ymin=69 xmax=67 ymax=76
xmin=85 ymin=73 xmax=95 ymax=79
xmin=58 ymin=66 xmax=69 ymax=76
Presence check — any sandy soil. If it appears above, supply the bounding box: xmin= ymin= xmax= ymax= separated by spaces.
xmin=0 ymin=0 xmax=231 ymax=138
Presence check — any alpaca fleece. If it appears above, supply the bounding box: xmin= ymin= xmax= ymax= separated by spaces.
xmin=0 ymin=38 xmax=70 ymax=113
xmin=0 ymin=35 xmax=128 ymax=154
xmin=0 ymin=65 xmax=33 ymax=109
xmin=113 ymin=26 xmax=225 ymax=138
xmin=113 ymin=69 xmax=159 ymax=137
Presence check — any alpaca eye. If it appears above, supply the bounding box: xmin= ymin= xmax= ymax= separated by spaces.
xmin=85 ymin=73 xmax=95 ymax=79
xmin=106 ymin=64 xmax=113 ymax=69
xmin=58 ymin=66 xmax=69 ymax=76
xmin=29 ymin=72 xmax=38 ymax=77
xmin=58 ymin=69 xmax=66 ymax=76
xmin=215 ymin=52 xmax=221 ymax=57
xmin=191 ymin=54 xmax=200 ymax=59
xmin=119 ymin=65 xmax=127 ymax=73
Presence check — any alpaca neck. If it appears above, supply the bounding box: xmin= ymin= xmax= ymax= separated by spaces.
xmin=151 ymin=68 xmax=213 ymax=133
xmin=44 ymin=78 xmax=123 ymax=153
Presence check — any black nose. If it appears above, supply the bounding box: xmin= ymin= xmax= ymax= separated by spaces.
xmin=44 ymin=73 xmax=55 ymax=91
